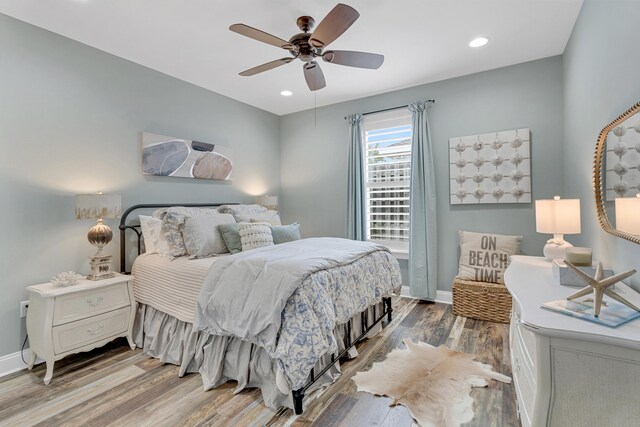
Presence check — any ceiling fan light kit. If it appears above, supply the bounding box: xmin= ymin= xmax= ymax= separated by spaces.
xmin=230 ymin=3 xmax=384 ymax=91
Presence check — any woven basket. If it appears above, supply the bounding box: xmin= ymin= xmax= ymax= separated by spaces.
xmin=451 ymin=277 xmax=512 ymax=323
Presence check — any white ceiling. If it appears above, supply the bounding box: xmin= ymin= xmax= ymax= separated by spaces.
xmin=0 ymin=0 xmax=583 ymax=116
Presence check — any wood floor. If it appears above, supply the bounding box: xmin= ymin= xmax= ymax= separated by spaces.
xmin=0 ymin=298 xmax=519 ymax=427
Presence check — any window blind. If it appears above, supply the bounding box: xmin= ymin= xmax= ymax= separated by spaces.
xmin=363 ymin=109 xmax=412 ymax=250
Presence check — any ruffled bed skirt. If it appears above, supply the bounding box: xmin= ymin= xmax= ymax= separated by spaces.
xmin=133 ymin=301 xmax=385 ymax=410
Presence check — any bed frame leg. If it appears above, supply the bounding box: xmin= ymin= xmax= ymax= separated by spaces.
xmin=292 ymin=388 xmax=304 ymax=415
xmin=385 ymin=297 xmax=393 ymax=322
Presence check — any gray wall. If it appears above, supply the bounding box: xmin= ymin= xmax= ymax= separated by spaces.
xmin=280 ymin=56 xmax=565 ymax=290
xmin=0 ymin=15 xmax=281 ymax=356
xmin=562 ymin=0 xmax=640 ymax=291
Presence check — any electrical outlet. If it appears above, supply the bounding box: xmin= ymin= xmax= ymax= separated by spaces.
xmin=20 ymin=301 xmax=29 ymax=318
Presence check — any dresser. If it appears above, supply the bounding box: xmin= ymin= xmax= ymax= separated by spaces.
xmin=504 ymin=256 xmax=640 ymax=427
xmin=26 ymin=274 xmax=136 ymax=384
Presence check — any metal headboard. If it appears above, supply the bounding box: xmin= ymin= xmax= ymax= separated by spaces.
xmin=118 ymin=203 xmax=236 ymax=274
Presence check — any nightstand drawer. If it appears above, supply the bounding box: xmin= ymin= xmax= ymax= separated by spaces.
xmin=52 ymin=307 xmax=130 ymax=354
xmin=53 ymin=282 xmax=130 ymax=325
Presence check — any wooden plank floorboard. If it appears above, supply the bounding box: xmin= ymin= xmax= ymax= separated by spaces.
xmin=45 ymin=364 xmax=189 ymax=427
xmin=0 ymin=298 xmax=520 ymax=427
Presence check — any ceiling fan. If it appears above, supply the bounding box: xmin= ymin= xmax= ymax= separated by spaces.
xmin=229 ymin=3 xmax=384 ymax=91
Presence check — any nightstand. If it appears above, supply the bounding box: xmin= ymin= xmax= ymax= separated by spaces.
xmin=26 ymin=274 xmax=136 ymax=385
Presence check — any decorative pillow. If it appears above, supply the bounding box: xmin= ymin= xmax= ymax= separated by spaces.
xmin=154 ymin=207 xmax=221 ymax=258
xmin=457 ymin=230 xmax=522 ymax=284
xmin=246 ymin=210 xmax=282 ymax=226
xmin=182 ymin=213 xmax=236 ymax=258
xmin=153 ymin=206 xmax=218 ymax=220
xmin=238 ymin=222 xmax=274 ymax=251
xmin=139 ymin=215 xmax=172 ymax=257
xmin=271 ymin=222 xmax=301 ymax=244
xmin=139 ymin=215 xmax=159 ymax=253
xmin=217 ymin=204 xmax=267 ymax=221
xmin=218 ymin=223 xmax=242 ymax=254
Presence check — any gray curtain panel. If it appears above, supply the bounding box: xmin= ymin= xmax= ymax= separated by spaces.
xmin=408 ymin=101 xmax=437 ymax=299
xmin=346 ymin=113 xmax=366 ymax=241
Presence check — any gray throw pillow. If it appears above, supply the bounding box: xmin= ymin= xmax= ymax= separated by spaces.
xmin=218 ymin=223 xmax=242 ymax=254
xmin=182 ymin=213 xmax=235 ymax=258
xmin=271 ymin=222 xmax=301 ymax=244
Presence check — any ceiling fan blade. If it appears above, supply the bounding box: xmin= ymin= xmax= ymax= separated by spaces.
xmin=239 ymin=57 xmax=294 ymax=76
xmin=229 ymin=24 xmax=294 ymax=50
xmin=323 ymin=50 xmax=384 ymax=69
xmin=309 ymin=3 xmax=360 ymax=48
xmin=303 ymin=61 xmax=326 ymax=91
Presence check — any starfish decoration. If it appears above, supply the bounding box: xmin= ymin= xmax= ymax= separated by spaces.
xmin=565 ymin=261 xmax=639 ymax=317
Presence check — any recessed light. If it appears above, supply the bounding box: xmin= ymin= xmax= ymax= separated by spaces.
xmin=280 ymin=90 xmax=293 ymax=96
xmin=469 ymin=37 xmax=489 ymax=48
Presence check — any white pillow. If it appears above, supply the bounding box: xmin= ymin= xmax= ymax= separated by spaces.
xmin=139 ymin=215 xmax=171 ymax=257
xmin=139 ymin=215 xmax=158 ymax=253
xmin=182 ymin=213 xmax=236 ymax=258
xmin=457 ymin=230 xmax=522 ymax=284
xmin=238 ymin=222 xmax=274 ymax=251
xmin=241 ymin=210 xmax=282 ymax=226
xmin=218 ymin=204 xmax=267 ymax=219
xmin=154 ymin=207 xmax=220 ymax=258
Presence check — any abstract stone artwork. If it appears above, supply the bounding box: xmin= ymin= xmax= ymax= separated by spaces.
xmin=605 ymin=111 xmax=640 ymax=201
xmin=142 ymin=132 xmax=233 ymax=180
xmin=449 ymin=128 xmax=531 ymax=204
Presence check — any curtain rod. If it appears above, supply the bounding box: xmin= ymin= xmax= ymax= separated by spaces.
xmin=344 ymin=99 xmax=435 ymax=120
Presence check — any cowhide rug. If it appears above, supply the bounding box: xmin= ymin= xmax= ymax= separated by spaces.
xmin=352 ymin=339 xmax=511 ymax=427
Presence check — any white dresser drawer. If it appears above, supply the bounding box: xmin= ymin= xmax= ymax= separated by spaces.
xmin=52 ymin=307 xmax=130 ymax=355
xmin=515 ymin=323 xmax=537 ymax=382
xmin=516 ymin=322 xmax=537 ymax=364
xmin=511 ymin=334 xmax=536 ymax=426
xmin=53 ymin=282 xmax=130 ymax=326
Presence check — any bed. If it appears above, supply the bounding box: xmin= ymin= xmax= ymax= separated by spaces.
xmin=119 ymin=203 xmax=402 ymax=414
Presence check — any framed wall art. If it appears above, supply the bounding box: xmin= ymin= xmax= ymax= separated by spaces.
xmin=449 ymin=128 xmax=531 ymax=205
xmin=142 ymin=132 xmax=233 ymax=180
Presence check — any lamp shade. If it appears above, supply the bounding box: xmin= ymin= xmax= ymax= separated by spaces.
xmin=615 ymin=195 xmax=640 ymax=235
xmin=256 ymin=195 xmax=278 ymax=210
xmin=75 ymin=194 xmax=121 ymax=220
xmin=535 ymin=197 xmax=581 ymax=234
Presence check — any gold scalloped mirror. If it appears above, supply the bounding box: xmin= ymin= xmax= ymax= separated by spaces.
xmin=594 ymin=101 xmax=640 ymax=244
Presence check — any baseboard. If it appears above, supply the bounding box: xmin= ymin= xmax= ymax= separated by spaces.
xmin=0 ymin=349 xmax=43 ymax=378
xmin=400 ymin=286 xmax=452 ymax=304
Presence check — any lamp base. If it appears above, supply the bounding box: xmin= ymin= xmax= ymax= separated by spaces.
xmin=543 ymin=234 xmax=574 ymax=261
xmin=87 ymin=254 xmax=115 ymax=281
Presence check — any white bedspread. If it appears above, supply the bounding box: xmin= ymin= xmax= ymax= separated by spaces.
xmin=193 ymin=237 xmax=401 ymax=389
xmin=131 ymin=253 xmax=228 ymax=323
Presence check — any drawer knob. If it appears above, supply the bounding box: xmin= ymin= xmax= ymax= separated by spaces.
xmin=86 ymin=296 xmax=103 ymax=307
xmin=87 ymin=324 xmax=104 ymax=336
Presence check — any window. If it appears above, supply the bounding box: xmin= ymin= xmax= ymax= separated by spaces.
xmin=363 ymin=109 xmax=413 ymax=251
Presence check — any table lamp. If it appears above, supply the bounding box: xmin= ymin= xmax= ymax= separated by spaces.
xmin=256 ymin=195 xmax=279 ymax=211
xmin=615 ymin=194 xmax=640 ymax=235
xmin=535 ymin=196 xmax=581 ymax=260
xmin=76 ymin=193 xmax=121 ymax=280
